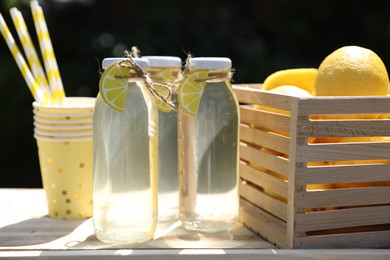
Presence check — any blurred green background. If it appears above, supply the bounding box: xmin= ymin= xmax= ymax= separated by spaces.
xmin=1 ymin=0 xmax=390 ymax=187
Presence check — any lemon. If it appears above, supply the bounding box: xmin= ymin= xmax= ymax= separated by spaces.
xmin=262 ymin=68 xmax=318 ymax=94
xmin=314 ymin=46 xmax=389 ymax=119
xmin=99 ymin=62 xmax=129 ymax=112
xmin=314 ymin=45 xmax=389 ymax=96
xmin=266 ymin=85 xmax=312 ymax=97
xmin=255 ymin=85 xmax=312 ymax=116
xmin=177 ymin=69 xmax=208 ymax=115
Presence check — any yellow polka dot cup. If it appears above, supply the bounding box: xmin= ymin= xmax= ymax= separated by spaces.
xmin=36 ymin=135 xmax=93 ymax=219
xmin=33 ymin=97 xmax=95 ymax=220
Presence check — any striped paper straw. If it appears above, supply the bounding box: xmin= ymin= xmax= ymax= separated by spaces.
xmin=31 ymin=0 xmax=65 ymax=104
xmin=10 ymin=7 xmax=51 ymax=96
xmin=0 ymin=13 xmax=50 ymax=105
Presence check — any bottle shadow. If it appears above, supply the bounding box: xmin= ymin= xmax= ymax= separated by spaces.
xmin=0 ymin=215 xmax=89 ymax=247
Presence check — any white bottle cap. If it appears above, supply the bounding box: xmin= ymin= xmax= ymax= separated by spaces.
xmin=190 ymin=57 xmax=231 ymax=70
xmin=143 ymin=56 xmax=182 ymax=68
xmin=102 ymin=57 xmax=150 ymax=69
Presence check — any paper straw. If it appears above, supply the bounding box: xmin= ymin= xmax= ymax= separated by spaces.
xmin=10 ymin=7 xmax=51 ymax=95
xmin=31 ymin=0 xmax=65 ymax=104
xmin=0 ymin=13 xmax=50 ymax=105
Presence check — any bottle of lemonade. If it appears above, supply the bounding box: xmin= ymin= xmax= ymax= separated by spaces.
xmin=177 ymin=57 xmax=240 ymax=233
xmin=93 ymin=57 xmax=158 ymax=244
xmin=144 ymin=56 xmax=182 ymax=221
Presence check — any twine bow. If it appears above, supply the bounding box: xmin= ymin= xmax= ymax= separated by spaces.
xmin=116 ymin=50 xmax=175 ymax=110
xmin=183 ymin=52 xmax=234 ymax=82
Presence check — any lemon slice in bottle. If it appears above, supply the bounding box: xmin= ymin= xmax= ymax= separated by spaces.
xmin=177 ymin=69 xmax=208 ymax=115
xmin=99 ymin=61 xmax=129 ymax=112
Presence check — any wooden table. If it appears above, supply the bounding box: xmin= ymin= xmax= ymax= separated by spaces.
xmin=0 ymin=188 xmax=389 ymax=259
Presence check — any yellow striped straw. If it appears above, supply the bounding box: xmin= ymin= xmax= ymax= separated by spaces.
xmin=0 ymin=13 xmax=50 ymax=105
xmin=10 ymin=7 xmax=51 ymax=96
xmin=31 ymin=0 xmax=65 ymax=104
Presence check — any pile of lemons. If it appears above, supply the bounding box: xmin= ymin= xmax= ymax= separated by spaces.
xmin=262 ymin=45 xmax=389 ymax=99
xmin=261 ymin=44 xmax=389 ymax=125
xmin=258 ymin=45 xmax=390 ymax=190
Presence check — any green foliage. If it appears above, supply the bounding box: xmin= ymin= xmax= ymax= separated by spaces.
xmin=2 ymin=0 xmax=24 ymax=10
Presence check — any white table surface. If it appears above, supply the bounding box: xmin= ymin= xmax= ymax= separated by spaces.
xmin=0 ymin=188 xmax=389 ymax=259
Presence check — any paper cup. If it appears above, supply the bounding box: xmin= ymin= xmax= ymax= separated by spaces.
xmin=33 ymin=97 xmax=95 ymax=220
xmin=33 ymin=108 xmax=93 ymax=117
xmin=34 ymin=121 xmax=93 ymax=132
xmin=36 ymin=137 xmax=93 ymax=219
xmin=33 ymin=115 xmax=93 ymax=125
xmin=34 ymin=134 xmax=92 ymax=142
xmin=33 ymin=97 xmax=95 ymax=114
xmin=34 ymin=128 xmax=92 ymax=138
xmin=33 ymin=111 xmax=93 ymax=121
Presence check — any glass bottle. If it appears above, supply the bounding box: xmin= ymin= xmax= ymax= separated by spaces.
xmin=178 ymin=57 xmax=240 ymax=233
xmin=93 ymin=57 xmax=158 ymax=244
xmin=144 ymin=56 xmax=182 ymax=221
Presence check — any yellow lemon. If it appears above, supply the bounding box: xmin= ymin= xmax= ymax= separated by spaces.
xmin=262 ymin=68 xmax=318 ymax=94
xmin=255 ymin=85 xmax=312 ymax=115
xmin=314 ymin=46 xmax=389 ymax=119
xmin=267 ymin=85 xmax=312 ymax=97
xmin=314 ymin=46 xmax=389 ymax=96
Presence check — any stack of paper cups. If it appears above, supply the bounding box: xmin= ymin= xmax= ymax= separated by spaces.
xmin=32 ymin=97 xmax=95 ymax=220
xmin=33 ymin=97 xmax=94 ymax=140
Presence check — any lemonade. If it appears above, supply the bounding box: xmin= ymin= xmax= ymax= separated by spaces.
xmin=93 ymin=58 xmax=158 ymax=244
xmin=144 ymin=56 xmax=182 ymax=221
xmin=178 ymin=58 xmax=240 ymax=233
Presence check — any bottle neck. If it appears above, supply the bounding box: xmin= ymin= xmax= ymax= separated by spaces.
xmin=147 ymin=67 xmax=182 ymax=84
xmin=121 ymin=68 xmax=148 ymax=83
xmin=200 ymin=68 xmax=231 ymax=83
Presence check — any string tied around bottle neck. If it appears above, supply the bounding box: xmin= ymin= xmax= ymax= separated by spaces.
xmin=116 ymin=50 xmax=175 ymax=110
xmin=182 ymin=52 xmax=234 ymax=82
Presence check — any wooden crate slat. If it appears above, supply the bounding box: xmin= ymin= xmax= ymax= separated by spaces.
xmin=297 ymin=118 xmax=390 ymax=138
xmin=239 ymin=198 xmax=288 ymax=248
xmin=295 ymin=142 xmax=390 ymax=162
xmin=295 ymin=187 xmax=390 ymax=208
xmin=240 ymin=163 xmax=288 ymax=198
xmin=294 ymin=230 xmax=390 ymax=249
xmin=240 ymin=106 xmax=291 ymax=134
xmin=239 ymin=183 xmax=287 ymax=221
xmin=233 ymin=85 xmax=292 ymax=110
xmin=240 ymin=125 xmax=290 ymax=155
xmin=296 ymin=164 xmax=390 ymax=185
xmin=295 ymin=205 xmax=390 ymax=232
xmin=240 ymin=143 xmax=289 ymax=177
xmin=233 ymin=85 xmax=390 ymax=248
xmin=296 ymin=96 xmax=390 ymax=116
xmin=233 ymin=84 xmax=390 ymax=115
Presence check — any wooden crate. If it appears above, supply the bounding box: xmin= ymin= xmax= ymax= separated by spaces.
xmin=233 ymin=84 xmax=390 ymax=249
